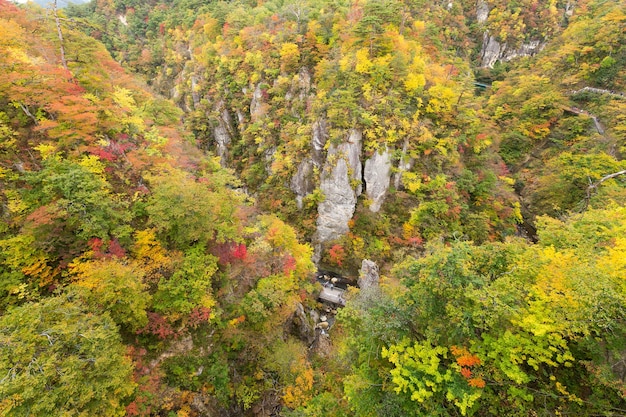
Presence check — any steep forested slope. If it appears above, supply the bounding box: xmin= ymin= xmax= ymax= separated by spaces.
xmin=0 ymin=1 xmax=317 ymax=415
xmin=1 ymin=0 xmax=625 ymax=416
xmin=68 ymin=0 xmax=529 ymax=269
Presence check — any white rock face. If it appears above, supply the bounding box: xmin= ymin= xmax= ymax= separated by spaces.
xmin=291 ymin=159 xmax=314 ymax=209
xmin=504 ymin=40 xmax=545 ymax=62
xmin=250 ymin=84 xmax=264 ymax=121
xmin=190 ymin=75 xmax=200 ymax=108
xmin=364 ymin=147 xmax=391 ymax=213
xmin=394 ymin=138 xmax=413 ymax=189
xmin=480 ymin=33 xmax=505 ymax=68
xmin=311 ymin=119 xmax=328 ymax=158
xmin=213 ymin=103 xmax=232 ymax=166
xmin=343 ymin=129 xmax=363 ymax=196
xmin=291 ymin=159 xmax=315 ymax=195
xmin=264 ymin=146 xmax=276 ymax=175
xmin=480 ymin=33 xmax=546 ymax=68
xmin=316 ymin=129 xmax=363 ymax=244
xmin=476 ymin=0 xmax=489 ymax=24
xmin=358 ymin=259 xmax=379 ymax=291
xmin=316 ymin=158 xmax=356 ymax=243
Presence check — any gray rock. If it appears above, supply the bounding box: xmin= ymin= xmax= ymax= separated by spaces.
xmin=565 ymin=0 xmax=575 ymax=17
xmin=480 ymin=33 xmax=506 ymax=68
xmin=264 ymin=146 xmax=276 ymax=175
xmin=236 ymin=109 xmax=245 ymax=125
xmin=317 ymin=157 xmax=356 ymax=243
xmin=316 ymin=129 xmax=363 ymax=244
xmin=290 ymin=118 xmax=329 ymax=208
xmin=190 ymin=75 xmax=200 ymax=107
xmin=170 ymin=85 xmax=181 ymax=103
xmin=364 ymin=147 xmax=391 ymax=212
xmin=250 ymin=83 xmax=264 ymax=121
xmin=393 ymin=138 xmax=413 ymax=189
xmin=298 ymin=67 xmax=311 ymax=100
xmin=313 ymin=332 xmax=332 ymax=357
xmin=343 ymin=129 xmax=363 ymax=196
xmin=358 ymin=259 xmax=379 ymax=291
xmin=476 ymin=0 xmax=489 ymax=24
xmin=291 ymin=158 xmax=315 ymax=209
xmin=290 ymin=303 xmax=316 ymax=344
xmin=480 ymin=33 xmax=546 ymax=68
xmin=213 ymin=102 xmax=232 ymax=166
xmin=309 ymin=309 xmax=320 ymax=324
xmin=311 ymin=119 xmax=328 ymax=161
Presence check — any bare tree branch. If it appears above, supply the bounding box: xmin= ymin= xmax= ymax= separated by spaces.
xmin=18 ymin=103 xmax=38 ymax=125
xmin=581 ymin=169 xmax=626 ymax=212
xmin=53 ymin=0 xmax=69 ymax=73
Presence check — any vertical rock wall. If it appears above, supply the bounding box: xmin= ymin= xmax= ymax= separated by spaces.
xmin=315 ymin=129 xmax=362 ymax=244
xmin=394 ymin=138 xmax=413 ymax=190
xmin=477 ymin=0 xmax=547 ymax=68
xmin=480 ymin=34 xmax=546 ymax=68
xmin=364 ymin=147 xmax=392 ymax=213
xmin=213 ymin=102 xmax=233 ymax=167
xmin=290 ymin=119 xmax=328 ymax=209
xmin=250 ymin=84 xmax=265 ymax=121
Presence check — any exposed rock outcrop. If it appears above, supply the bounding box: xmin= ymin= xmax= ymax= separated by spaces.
xmin=316 ymin=157 xmax=356 ymax=243
xmin=311 ymin=119 xmax=328 ymax=162
xmin=565 ymin=0 xmax=575 ymax=17
xmin=288 ymin=302 xmax=316 ymax=344
xmin=290 ymin=119 xmax=329 ymax=209
xmin=213 ymin=102 xmax=233 ymax=166
xmin=190 ymin=75 xmax=200 ymax=107
xmin=236 ymin=109 xmax=245 ymax=125
xmin=264 ymin=146 xmax=276 ymax=175
xmin=394 ymin=138 xmax=413 ymax=189
xmin=250 ymin=83 xmax=265 ymax=121
xmin=358 ymin=259 xmax=379 ymax=292
xmin=313 ymin=333 xmax=332 ymax=358
xmin=298 ymin=67 xmax=311 ymax=100
xmin=364 ymin=147 xmax=392 ymax=213
xmin=477 ymin=0 xmax=549 ymax=68
xmin=291 ymin=159 xmax=316 ymax=209
xmin=480 ymin=33 xmax=545 ymax=68
xmin=316 ymin=129 xmax=362 ymax=244
xmin=343 ymin=129 xmax=363 ymax=196
xmin=476 ymin=0 xmax=489 ymax=24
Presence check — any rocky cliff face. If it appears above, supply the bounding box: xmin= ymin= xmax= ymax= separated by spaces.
xmin=364 ymin=147 xmax=392 ymax=213
xmin=480 ymin=34 xmax=546 ymax=68
xmin=358 ymin=259 xmax=379 ymax=292
xmin=476 ymin=0 xmax=489 ymax=24
xmin=213 ymin=102 xmax=233 ymax=166
xmin=291 ymin=119 xmax=328 ymax=209
xmin=133 ymin=0 xmax=555 ymax=261
xmin=250 ymin=84 xmax=265 ymax=122
xmin=315 ymin=129 xmax=362 ymax=245
xmin=476 ymin=0 xmax=552 ymax=68
xmin=393 ymin=138 xmax=413 ymax=189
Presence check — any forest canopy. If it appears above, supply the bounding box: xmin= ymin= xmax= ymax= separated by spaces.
xmin=0 ymin=0 xmax=625 ymax=415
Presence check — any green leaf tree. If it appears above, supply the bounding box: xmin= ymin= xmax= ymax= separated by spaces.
xmin=0 ymin=294 xmax=135 ymax=416
xmin=146 ymin=167 xmax=244 ymax=248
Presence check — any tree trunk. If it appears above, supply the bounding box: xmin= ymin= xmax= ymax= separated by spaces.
xmin=53 ymin=0 xmax=69 ymax=73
